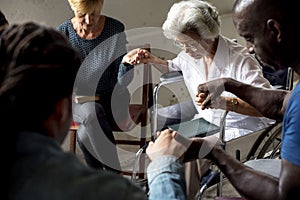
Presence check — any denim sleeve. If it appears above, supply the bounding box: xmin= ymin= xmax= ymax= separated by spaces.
xmin=118 ymin=62 xmax=134 ymax=86
xmin=147 ymin=156 xmax=186 ymax=200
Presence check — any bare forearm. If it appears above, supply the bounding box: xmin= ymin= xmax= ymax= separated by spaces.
xmin=151 ymin=59 xmax=169 ymax=74
xmin=189 ymin=138 xmax=279 ymax=200
xmin=219 ymin=97 xmax=263 ymax=117
xmin=210 ymin=145 xmax=280 ymax=200
xmin=223 ymin=78 xmax=288 ymax=120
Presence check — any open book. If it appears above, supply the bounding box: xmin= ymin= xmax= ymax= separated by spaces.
xmin=169 ymin=118 xmax=220 ymax=138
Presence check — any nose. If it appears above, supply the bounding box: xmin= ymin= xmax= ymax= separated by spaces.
xmin=85 ymin=14 xmax=92 ymax=24
xmin=246 ymin=43 xmax=255 ymax=54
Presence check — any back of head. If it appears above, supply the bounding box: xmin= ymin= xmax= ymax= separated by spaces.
xmin=233 ymin=0 xmax=300 ymax=70
xmin=162 ymin=0 xmax=221 ymax=40
xmin=0 ymin=22 xmax=81 ymax=132
xmin=1 ymin=22 xmax=81 ymax=198
xmin=0 ymin=10 xmax=9 ymax=34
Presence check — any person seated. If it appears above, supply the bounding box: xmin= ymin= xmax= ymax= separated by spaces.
xmin=192 ymin=0 xmax=300 ymax=199
xmin=57 ymin=0 xmax=134 ymax=173
xmin=1 ymin=21 xmax=149 ymax=200
xmin=122 ymin=0 xmax=275 ymax=198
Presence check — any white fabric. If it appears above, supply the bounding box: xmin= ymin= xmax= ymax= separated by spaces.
xmin=245 ymin=159 xmax=281 ymax=178
xmin=167 ymin=35 xmax=275 ymax=141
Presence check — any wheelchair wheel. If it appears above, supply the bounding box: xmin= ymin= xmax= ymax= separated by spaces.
xmin=256 ymin=122 xmax=282 ymax=159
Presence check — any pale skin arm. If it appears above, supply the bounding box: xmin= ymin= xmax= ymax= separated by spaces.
xmin=122 ymin=48 xmax=169 ymax=73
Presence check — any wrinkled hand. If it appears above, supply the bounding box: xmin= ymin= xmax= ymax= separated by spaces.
xmin=146 ymin=129 xmax=192 ymax=161
xmin=197 ymin=78 xmax=226 ymax=110
xmin=122 ymin=48 xmax=152 ymax=65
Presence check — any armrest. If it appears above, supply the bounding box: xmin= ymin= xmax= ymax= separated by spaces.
xmin=160 ymin=71 xmax=183 ymax=83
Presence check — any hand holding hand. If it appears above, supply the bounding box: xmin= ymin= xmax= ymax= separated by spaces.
xmin=195 ymin=94 xmax=226 ymax=110
xmin=122 ymin=48 xmax=151 ymax=65
xmin=197 ymin=78 xmax=226 ymax=110
xmin=146 ymin=129 xmax=192 ymax=161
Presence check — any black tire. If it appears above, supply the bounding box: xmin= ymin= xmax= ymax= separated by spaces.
xmin=256 ymin=122 xmax=282 ymax=159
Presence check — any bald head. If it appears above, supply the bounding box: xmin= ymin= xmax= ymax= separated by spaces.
xmin=232 ymin=0 xmax=300 ymax=72
xmin=233 ymin=0 xmax=295 ymax=25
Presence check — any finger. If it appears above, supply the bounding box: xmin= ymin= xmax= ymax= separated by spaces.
xmin=156 ymin=131 xmax=162 ymax=139
xmin=197 ymin=84 xmax=207 ymax=93
xmin=201 ymin=94 xmax=213 ymax=109
xmin=171 ymin=130 xmax=177 ymax=137
xmin=199 ymin=92 xmax=207 ymax=98
xmin=145 ymin=141 xmax=154 ymax=154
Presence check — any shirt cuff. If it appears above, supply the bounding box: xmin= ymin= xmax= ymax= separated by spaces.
xmin=147 ymin=155 xmax=183 ymax=184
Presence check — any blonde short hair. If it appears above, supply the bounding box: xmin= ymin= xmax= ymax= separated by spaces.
xmin=68 ymin=0 xmax=104 ymax=14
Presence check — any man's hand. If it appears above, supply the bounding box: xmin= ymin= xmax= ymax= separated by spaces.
xmin=146 ymin=128 xmax=222 ymax=162
xmin=146 ymin=129 xmax=192 ymax=161
xmin=197 ymin=78 xmax=226 ymax=110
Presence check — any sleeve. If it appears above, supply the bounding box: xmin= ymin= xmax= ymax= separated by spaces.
xmin=237 ymin=56 xmax=272 ymax=88
xmin=115 ymin=29 xmax=134 ymax=86
xmin=168 ymin=55 xmax=183 ymax=72
xmin=118 ymin=62 xmax=134 ymax=86
xmin=147 ymin=156 xmax=187 ymax=200
xmin=281 ymin=85 xmax=300 ymax=166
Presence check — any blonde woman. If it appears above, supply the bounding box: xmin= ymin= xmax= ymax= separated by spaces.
xmin=57 ymin=0 xmax=133 ymax=174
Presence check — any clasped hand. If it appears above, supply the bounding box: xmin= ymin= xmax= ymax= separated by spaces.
xmin=146 ymin=129 xmax=220 ymax=162
xmin=122 ymin=48 xmax=151 ymax=65
xmin=146 ymin=129 xmax=191 ymax=161
xmin=196 ymin=78 xmax=227 ymax=110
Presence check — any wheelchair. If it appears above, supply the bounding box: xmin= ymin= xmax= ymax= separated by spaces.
xmin=148 ymin=66 xmax=293 ymax=199
xmin=129 ymin=65 xmax=293 ymax=199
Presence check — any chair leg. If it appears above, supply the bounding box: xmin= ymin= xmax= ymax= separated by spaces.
xmin=69 ymin=129 xmax=77 ymax=154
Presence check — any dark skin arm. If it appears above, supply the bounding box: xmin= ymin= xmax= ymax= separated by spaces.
xmin=197 ymin=77 xmax=291 ymax=121
xmin=147 ymin=130 xmax=300 ymax=199
xmin=184 ymin=136 xmax=300 ymax=200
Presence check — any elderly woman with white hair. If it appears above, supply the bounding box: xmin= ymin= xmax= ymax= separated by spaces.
xmin=123 ymin=0 xmax=274 ymax=198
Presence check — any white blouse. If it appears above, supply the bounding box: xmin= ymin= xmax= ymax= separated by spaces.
xmin=168 ymin=35 xmax=275 ymax=141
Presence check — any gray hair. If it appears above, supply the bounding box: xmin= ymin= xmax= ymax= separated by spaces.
xmin=162 ymin=0 xmax=221 ymax=40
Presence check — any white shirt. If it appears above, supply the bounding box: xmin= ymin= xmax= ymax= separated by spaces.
xmin=168 ymin=35 xmax=275 ymax=141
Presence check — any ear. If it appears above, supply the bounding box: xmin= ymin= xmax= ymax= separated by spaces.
xmin=267 ymin=19 xmax=282 ymax=43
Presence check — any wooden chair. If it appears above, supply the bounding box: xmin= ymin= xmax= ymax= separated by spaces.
xmin=113 ymin=43 xmax=152 ymax=179
xmin=69 ymin=43 xmax=153 ymax=178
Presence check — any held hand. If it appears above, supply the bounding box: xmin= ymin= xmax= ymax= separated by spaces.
xmin=122 ymin=48 xmax=144 ymax=65
xmin=197 ymin=78 xmax=226 ymax=110
xmin=146 ymin=129 xmax=192 ymax=161
xmin=122 ymin=48 xmax=153 ymax=65
xmin=196 ymin=94 xmax=226 ymax=110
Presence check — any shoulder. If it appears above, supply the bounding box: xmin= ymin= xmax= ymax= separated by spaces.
xmin=222 ymin=36 xmax=261 ymax=66
xmin=222 ymin=36 xmax=251 ymax=58
xmin=105 ymin=16 xmax=125 ymax=32
xmin=56 ymin=19 xmax=72 ymax=34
